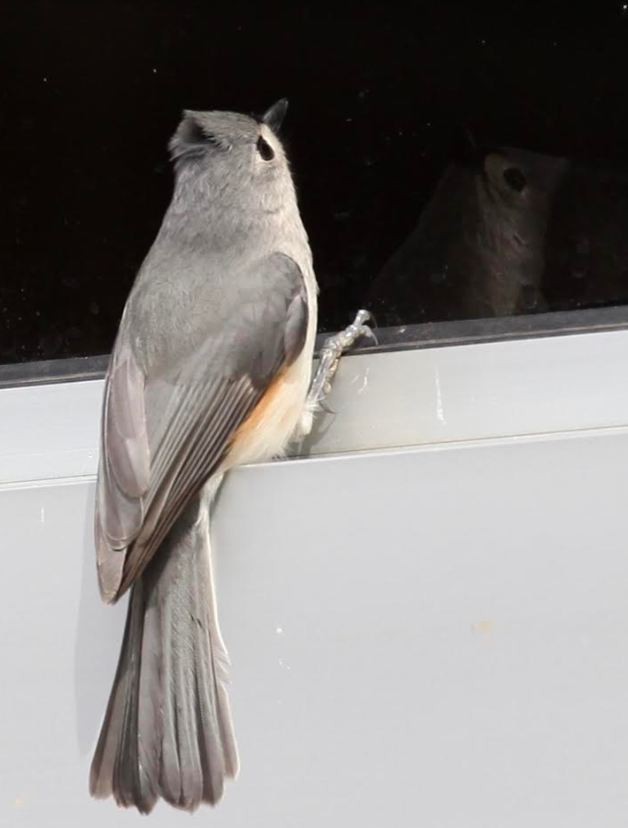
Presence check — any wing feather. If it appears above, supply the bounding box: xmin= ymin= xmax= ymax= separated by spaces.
xmin=95 ymin=252 xmax=309 ymax=603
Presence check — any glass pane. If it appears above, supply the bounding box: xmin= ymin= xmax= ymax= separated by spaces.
xmin=3 ymin=3 xmax=628 ymax=362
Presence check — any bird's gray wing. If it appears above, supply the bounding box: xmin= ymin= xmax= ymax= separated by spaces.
xmin=95 ymin=252 xmax=308 ymax=603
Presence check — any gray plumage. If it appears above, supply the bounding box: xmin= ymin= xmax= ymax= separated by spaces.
xmin=90 ymin=101 xmax=318 ymax=813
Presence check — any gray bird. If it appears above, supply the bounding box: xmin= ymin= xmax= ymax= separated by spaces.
xmin=368 ymin=144 xmax=569 ymax=323
xmin=89 ymin=100 xmax=321 ymax=814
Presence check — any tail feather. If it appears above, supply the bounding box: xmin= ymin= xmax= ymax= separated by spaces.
xmin=89 ymin=497 xmax=238 ymax=814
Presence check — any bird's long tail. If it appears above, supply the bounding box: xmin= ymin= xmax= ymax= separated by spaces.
xmin=89 ymin=493 xmax=238 ymax=814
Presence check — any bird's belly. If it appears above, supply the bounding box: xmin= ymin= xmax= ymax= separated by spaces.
xmin=224 ymin=349 xmax=312 ymax=469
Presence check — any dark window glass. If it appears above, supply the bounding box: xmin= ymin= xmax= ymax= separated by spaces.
xmin=4 ymin=2 xmax=628 ymax=362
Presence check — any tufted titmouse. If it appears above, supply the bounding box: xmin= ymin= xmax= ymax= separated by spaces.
xmin=89 ymin=100 xmax=371 ymax=814
xmin=368 ymin=142 xmax=569 ymax=323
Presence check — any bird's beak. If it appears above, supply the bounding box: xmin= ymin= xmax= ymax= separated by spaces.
xmin=261 ymin=99 xmax=289 ymax=134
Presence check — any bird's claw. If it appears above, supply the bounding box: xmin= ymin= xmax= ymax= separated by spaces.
xmin=308 ymin=309 xmax=375 ymax=410
xmin=321 ymin=309 xmax=377 ymax=356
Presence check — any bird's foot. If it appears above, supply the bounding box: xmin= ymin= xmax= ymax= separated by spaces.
xmin=307 ymin=309 xmax=376 ymax=411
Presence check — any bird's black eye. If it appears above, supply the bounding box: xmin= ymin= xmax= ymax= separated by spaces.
xmin=503 ymin=166 xmax=527 ymax=192
xmin=256 ymin=135 xmax=275 ymax=161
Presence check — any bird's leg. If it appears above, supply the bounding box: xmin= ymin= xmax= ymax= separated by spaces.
xmin=309 ymin=308 xmax=375 ymax=409
xmin=296 ymin=309 xmax=375 ymax=438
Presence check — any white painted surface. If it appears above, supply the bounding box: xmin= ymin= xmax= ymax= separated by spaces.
xmin=1 ymin=432 xmax=628 ymax=826
xmin=3 ymin=328 xmax=628 ymax=485
xmin=2 ymin=331 xmax=628 ymax=826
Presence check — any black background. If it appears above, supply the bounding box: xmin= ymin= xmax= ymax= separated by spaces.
xmin=3 ymin=2 xmax=628 ymax=362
